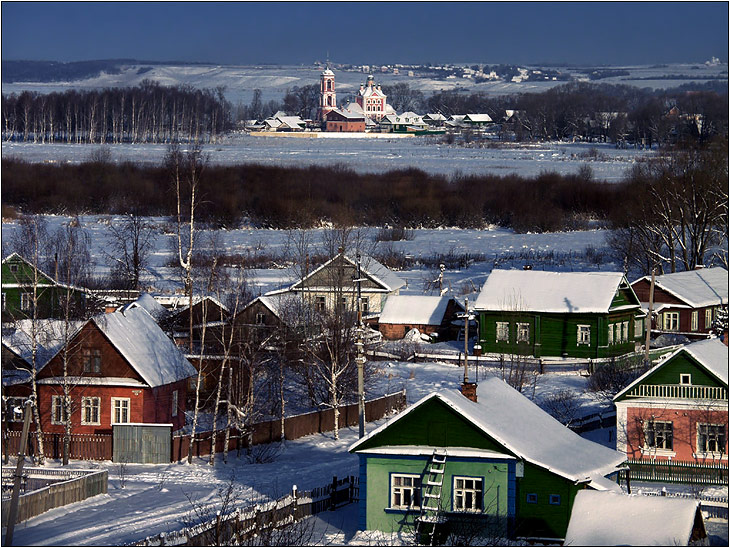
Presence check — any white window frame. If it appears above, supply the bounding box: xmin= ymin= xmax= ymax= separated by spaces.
xmin=5 ymin=397 xmax=26 ymax=422
xmin=51 ymin=395 xmax=68 ymax=425
xmin=516 ymin=323 xmax=530 ymax=343
xmin=705 ymin=308 xmax=713 ymax=329
xmin=315 ymin=296 xmax=326 ymax=312
xmin=83 ymin=348 xmax=102 ymax=374
xmin=577 ymin=325 xmax=590 ymax=346
xmin=496 ymin=321 xmax=509 ymax=342
xmin=634 ymin=318 xmax=643 ymax=338
xmin=453 ymin=476 xmax=483 ymax=513
xmin=607 ymin=323 xmax=614 ymax=345
xmin=361 ymin=296 xmax=369 ymax=316
xmin=111 ymin=397 xmax=130 ymax=425
xmin=622 ymin=321 xmax=629 ymax=342
xmin=171 ymin=390 xmax=178 ymax=417
xmin=2 ymin=292 xmax=5 ymax=311
xmin=20 ymin=292 xmax=32 ymax=311
xmin=664 ymin=312 xmax=679 ymax=332
xmin=679 ymin=374 xmax=692 ymax=385
xmin=390 ymin=473 xmax=421 ymax=510
xmin=691 ymin=310 xmax=698 ymax=331
xmin=644 ymin=420 xmax=673 ymax=451
xmin=255 ymin=312 xmax=265 ymax=325
xmin=697 ymin=423 xmax=726 ymax=456
xmin=9 ymin=263 xmax=19 ymax=273
xmin=80 ymin=396 xmax=101 ymax=425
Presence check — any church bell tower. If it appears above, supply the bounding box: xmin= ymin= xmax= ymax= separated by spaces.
xmin=319 ymin=68 xmax=336 ymax=121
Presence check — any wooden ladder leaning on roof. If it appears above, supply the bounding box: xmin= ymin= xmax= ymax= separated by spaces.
xmin=416 ymin=448 xmax=447 ymax=545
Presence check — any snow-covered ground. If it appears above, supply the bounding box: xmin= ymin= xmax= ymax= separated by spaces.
xmin=2 ymin=137 xmax=651 ymax=179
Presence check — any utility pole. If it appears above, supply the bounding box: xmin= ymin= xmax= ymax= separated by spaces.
xmin=644 ymin=268 xmax=656 ymax=368
xmin=355 ymin=253 xmax=366 ymax=438
xmin=463 ymin=298 xmax=469 ymax=383
xmin=6 ymin=398 xmax=34 ymax=547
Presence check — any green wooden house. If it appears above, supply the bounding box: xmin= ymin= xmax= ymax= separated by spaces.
xmin=349 ymin=377 xmax=626 ymax=541
xmin=473 ymin=270 xmax=644 ymax=359
xmin=1 ymin=253 xmax=89 ymax=321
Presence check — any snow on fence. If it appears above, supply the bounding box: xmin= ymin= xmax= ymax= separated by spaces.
xmin=171 ymin=389 xmax=407 ymax=462
xmin=3 ymin=431 xmax=113 ymax=461
xmin=569 ymin=410 xmax=617 ymax=433
xmin=1 ymin=467 xmax=107 ymax=525
xmin=625 ymin=458 xmax=729 ymax=486
xmin=637 ymin=490 xmax=729 ymax=520
xmin=132 ymin=475 xmax=358 ymax=546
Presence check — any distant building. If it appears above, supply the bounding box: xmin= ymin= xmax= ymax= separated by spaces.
xmin=356 ymin=75 xmax=395 ymax=122
xmin=318 ymin=68 xmax=337 ymax=121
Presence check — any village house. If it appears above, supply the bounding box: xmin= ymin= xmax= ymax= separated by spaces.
xmin=349 ymin=377 xmax=627 ymax=541
xmin=473 ymin=270 xmax=645 ymax=359
xmin=265 ymin=251 xmax=405 ymax=319
xmin=325 ymin=108 xmax=367 ymax=133
xmin=378 ymin=112 xmax=428 ymax=133
xmin=614 ymin=337 xmax=728 ymax=464
xmin=3 ymin=307 xmax=197 ymax=436
xmin=631 ymin=266 xmax=728 ymax=340
xmin=1 ymin=253 xmax=92 ymax=322
xmin=376 ymin=295 xmax=464 ymax=340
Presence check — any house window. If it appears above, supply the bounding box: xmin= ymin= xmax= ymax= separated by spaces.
xmin=4 ymin=397 xmax=26 ymax=422
xmin=608 ymin=324 xmax=614 ymax=345
xmin=83 ymin=348 xmax=102 ymax=374
xmin=315 ymin=296 xmax=326 ymax=312
xmin=577 ymin=325 xmax=590 ymax=346
xmin=111 ymin=398 xmax=130 ymax=424
xmin=663 ymin=312 xmax=679 ymax=332
xmin=171 ymin=390 xmax=178 ymax=417
xmin=255 ymin=312 xmax=265 ymax=325
xmin=679 ymin=374 xmax=692 ymax=385
xmin=81 ymin=397 xmax=100 ymax=425
xmin=516 ymin=323 xmax=530 ymax=343
xmin=549 ymin=494 xmax=561 ymax=505
xmin=526 ymin=493 xmax=538 ymax=504
xmin=390 ymin=474 xmax=421 ymax=509
xmin=20 ymin=292 xmax=32 ymax=311
xmin=622 ymin=321 xmax=629 ymax=342
xmin=645 ymin=420 xmax=673 ymax=450
xmin=453 ymin=476 xmax=483 ymax=512
xmin=51 ymin=395 xmax=68 ymax=425
xmin=634 ymin=319 xmax=643 ymax=338
xmin=9 ymin=263 xmax=19 ymax=273
xmin=691 ymin=311 xmax=698 ymax=331
xmin=1 ymin=292 xmax=5 ymax=311
xmin=496 ymin=322 xmax=509 ymax=342
xmin=361 ymin=296 xmax=369 ymax=316
xmin=705 ymin=308 xmax=713 ymax=329
xmin=697 ymin=424 xmax=726 ymax=454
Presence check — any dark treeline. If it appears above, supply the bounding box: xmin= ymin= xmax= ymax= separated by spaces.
xmin=1 ymin=80 xmax=232 ymax=144
xmin=2 ymin=158 xmax=628 ymax=232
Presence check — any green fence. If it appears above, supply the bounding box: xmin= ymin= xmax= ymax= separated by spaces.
xmin=626 ymin=458 xmax=728 ymax=485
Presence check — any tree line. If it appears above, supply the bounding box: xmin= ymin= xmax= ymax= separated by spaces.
xmin=1 ymin=80 xmax=233 ymax=144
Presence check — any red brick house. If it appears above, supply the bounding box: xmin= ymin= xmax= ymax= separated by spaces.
xmin=614 ymin=338 xmax=728 ymax=464
xmin=631 ymin=267 xmax=728 ymax=340
xmin=325 ymin=108 xmax=367 ymax=132
xmin=376 ymin=295 xmax=465 ymax=340
xmin=3 ymin=307 xmax=197 ymax=435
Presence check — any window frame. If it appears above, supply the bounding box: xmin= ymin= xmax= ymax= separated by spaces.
xmin=679 ymin=374 xmax=692 ymax=385
xmin=452 ymin=475 xmax=484 ymax=513
xmin=255 ymin=312 xmax=265 ymax=325
xmin=549 ymin=494 xmax=561 ymax=505
xmin=577 ymin=324 xmax=591 ymax=346
xmin=608 ymin=323 xmax=614 ymax=345
xmin=496 ymin=321 xmax=509 ymax=342
xmin=82 ymin=348 xmax=102 ymax=374
xmin=664 ymin=312 xmax=680 ymax=332
xmin=705 ymin=308 xmax=713 ymax=329
xmin=20 ymin=292 xmax=32 ymax=311
xmin=111 ymin=397 xmax=131 ymax=425
xmin=644 ymin=420 xmax=673 ymax=451
xmin=51 ymin=395 xmax=68 ymax=425
xmin=516 ymin=322 xmax=530 ymax=343
xmin=634 ymin=318 xmax=643 ymax=338
xmin=526 ymin=493 xmax=538 ymax=504
xmin=389 ymin=473 xmax=422 ymax=510
xmin=314 ymin=296 xmax=326 ymax=312
xmin=622 ymin=321 xmax=629 ymax=342
xmin=80 ymin=396 xmax=101 ymax=425
xmin=4 ymin=397 xmax=26 ymax=422
xmin=171 ymin=390 xmax=178 ymax=418
xmin=697 ymin=423 xmax=726 ymax=455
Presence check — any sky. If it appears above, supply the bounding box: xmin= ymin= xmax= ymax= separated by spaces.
xmin=1 ymin=1 xmax=728 ymax=66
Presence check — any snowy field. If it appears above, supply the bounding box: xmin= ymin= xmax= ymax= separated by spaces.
xmin=2 ymin=137 xmax=651 ymax=179
xmin=5 ymin=359 xmax=728 ymax=546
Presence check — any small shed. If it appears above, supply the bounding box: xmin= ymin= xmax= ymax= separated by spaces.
xmin=377 ymin=295 xmax=464 ymax=340
xmin=564 ymin=490 xmax=707 ymax=546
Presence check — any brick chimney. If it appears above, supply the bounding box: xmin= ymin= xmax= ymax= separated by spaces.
xmin=461 ymin=382 xmax=478 ymax=403
xmin=105 ymin=304 xmax=117 ymax=314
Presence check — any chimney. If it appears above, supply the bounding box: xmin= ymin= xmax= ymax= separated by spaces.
xmin=694 ymin=264 xmax=705 ymax=270
xmin=460 ymin=382 xmax=478 ymax=403
xmin=105 ymin=304 xmax=117 ymax=314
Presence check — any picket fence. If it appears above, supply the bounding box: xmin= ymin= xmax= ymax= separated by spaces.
xmin=132 ymin=475 xmax=358 ymax=546
xmin=626 ymin=458 xmax=729 ymax=485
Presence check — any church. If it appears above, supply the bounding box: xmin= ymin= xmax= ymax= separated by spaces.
xmin=319 ymin=68 xmax=395 ymax=131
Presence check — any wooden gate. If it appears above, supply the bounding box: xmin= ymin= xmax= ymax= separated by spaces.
xmin=113 ymin=424 xmax=171 ymax=464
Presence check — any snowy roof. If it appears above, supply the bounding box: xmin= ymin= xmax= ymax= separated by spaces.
xmin=379 ymin=295 xmax=456 ymax=325
xmin=248 ymin=292 xmax=300 ymax=321
xmin=351 ymin=377 xmax=627 ymax=484
xmin=634 ymin=267 xmax=728 ymax=307
xmin=289 ymin=252 xmax=405 ymax=294
xmin=615 ymin=338 xmax=728 ymax=400
xmin=276 ymin=116 xmax=306 ymax=129
xmin=463 ymin=113 xmax=493 ymax=123
xmin=2 ymin=319 xmax=84 ymax=370
xmin=327 ymin=108 xmax=365 ymax=120
xmin=564 ymin=490 xmax=703 ymax=546
xmin=94 ymin=307 xmax=197 ymax=387
xmin=424 ymin=113 xmax=446 ymax=121
xmin=121 ymin=293 xmax=169 ymax=322
xmin=474 ymin=270 xmax=634 ymax=314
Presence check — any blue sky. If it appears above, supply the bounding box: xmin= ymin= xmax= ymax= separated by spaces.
xmin=2 ymin=2 xmax=728 ymax=65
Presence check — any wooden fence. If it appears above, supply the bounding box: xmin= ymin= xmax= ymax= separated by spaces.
xmin=1 ymin=467 xmax=108 ymax=524
xmin=625 ymin=458 xmax=729 ymax=485
xmin=172 ymin=389 xmax=407 ymax=462
xmin=4 ymin=431 xmax=113 ymax=461
xmin=133 ymin=475 xmax=358 ymax=546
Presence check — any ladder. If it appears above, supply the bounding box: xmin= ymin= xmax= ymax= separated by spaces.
xmin=416 ymin=449 xmax=447 ymax=545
